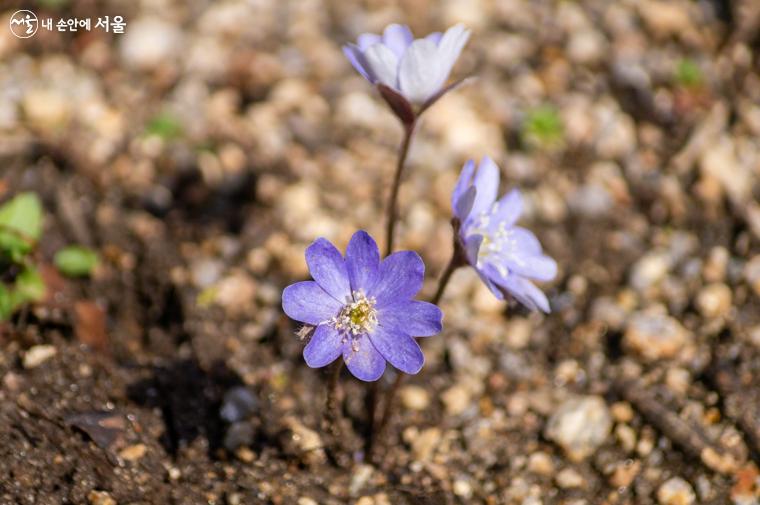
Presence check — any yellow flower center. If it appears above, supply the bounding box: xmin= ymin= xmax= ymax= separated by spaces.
xmin=332 ymin=290 xmax=378 ymax=336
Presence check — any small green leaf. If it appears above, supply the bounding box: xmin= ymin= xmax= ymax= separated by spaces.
xmin=0 ymin=231 xmax=32 ymax=262
xmin=54 ymin=246 xmax=99 ymax=277
xmin=145 ymin=113 xmax=183 ymax=141
xmin=0 ymin=284 xmax=12 ymax=321
xmin=14 ymin=266 xmax=46 ymax=303
xmin=0 ymin=192 xmax=43 ymax=242
xmin=522 ymin=105 xmax=564 ymax=149
xmin=674 ymin=58 xmax=703 ymax=89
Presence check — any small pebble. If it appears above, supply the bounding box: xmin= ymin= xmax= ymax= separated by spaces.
xmin=556 ymin=468 xmax=585 ymax=489
xmin=657 ymin=477 xmax=696 ymax=505
xmin=624 ymin=309 xmax=693 ymax=361
xmin=88 ymin=490 xmax=117 ymax=505
xmin=545 ymin=396 xmax=612 ymax=461
xmin=695 ymin=283 xmax=732 ymax=319
xmin=399 ymin=385 xmax=430 ymax=411
xmin=441 ymin=384 xmax=471 ymax=416
xmin=118 ymin=443 xmax=147 ymax=462
xmin=527 ymin=452 xmax=555 ymax=476
xmin=453 ymin=478 xmax=473 ymax=499
xmin=220 ymin=386 xmax=258 ymax=423
xmin=23 ymin=345 xmax=57 ymax=369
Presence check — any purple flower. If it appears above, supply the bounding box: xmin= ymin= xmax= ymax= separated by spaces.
xmin=342 ymin=23 xmax=471 ymax=105
xmin=451 ymin=157 xmax=557 ymax=312
xmin=282 ymin=231 xmax=443 ymax=382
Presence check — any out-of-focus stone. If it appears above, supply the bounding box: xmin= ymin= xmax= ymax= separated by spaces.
xmin=744 ymin=256 xmax=760 ymax=297
xmin=120 ymin=18 xmax=183 ymax=70
xmin=23 ymin=345 xmax=57 ymax=369
xmin=556 ymin=468 xmax=586 ymax=489
xmin=545 ymin=396 xmax=612 ymax=461
xmin=624 ymin=308 xmax=693 ymax=362
xmin=696 ymin=283 xmax=732 ymax=319
xmin=399 ymin=385 xmax=430 ymax=411
xmin=657 ymin=477 xmax=696 ymax=505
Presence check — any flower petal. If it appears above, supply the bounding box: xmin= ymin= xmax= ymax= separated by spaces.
xmin=305 ymin=238 xmax=351 ymax=302
xmin=434 ymin=24 xmax=470 ymax=89
xmin=303 ymin=324 xmax=343 ymax=368
xmin=498 ymin=274 xmax=551 ymax=313
xmin=282 ymin=281 xmax=341 ymax=325
xmin=357 ymin=33 xmax=381 ymax=50
xmin=451 ymin=159 xmax=475 ymax=214
xmin=507 ymin=253 xmax=557 ymax=282
xmin=345 ymin=230 xmax=381 ymax=293
xmin=476 ymin=262 xmax=506 ymax=300
xmin=455 ymin=185 xmax=476 ymax=223
xmin=379 ymin=300 xmax=443 ymax=337
xmin=364 ymin=43 xmax=399 ymax=88
xmin=425 ymin=31 xmax=443 ymax=46
xmin=343 ymin=336 xmax=386 ymax=381
xmin=463 ymin=233 xmax=484 ymax=267
xmin=469 ymin=156 xmax=500 ymax=218
xmin=370 ymin=251 xmax=424 ymax=306
xmin=398 ymin=38 xmax=442 ymax=103
xmin=493 ymin=188 xmax=523 ymax=229
xmin=369 ymin=326 xmax=424 ymax=374
xmin=382 ymin=24 xmax=414 ymax=58
xmin=343 ymin=44 xmax=375 ymax=82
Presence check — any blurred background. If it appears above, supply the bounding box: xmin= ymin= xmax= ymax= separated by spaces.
xmin=2 ymin=0 xmax=760 ymax=503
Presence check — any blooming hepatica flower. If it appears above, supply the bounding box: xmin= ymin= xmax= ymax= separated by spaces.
xmin=282 ymin=231 xmax=443 ymax=382
xmin=343 ymin=23 xmax=471 ymax=105
xmin=451 ymin=157 xmax=557 ymax=312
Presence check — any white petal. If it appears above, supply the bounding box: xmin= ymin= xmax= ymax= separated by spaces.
xmin=364 ymin=43 xmax=399 ymax=88
xmin=433 ymin=24 xmax=470 ymax=90
xmin=398 ymin=39 xmax=442 ymax=104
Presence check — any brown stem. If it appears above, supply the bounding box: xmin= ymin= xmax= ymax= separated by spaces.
xmin=366 ymin=247 xmax=463 ymax=462
xmin=323 ymin=360 xmax=344 ymax=443
xmin=384 ymin=121 xmax=416 ymax=257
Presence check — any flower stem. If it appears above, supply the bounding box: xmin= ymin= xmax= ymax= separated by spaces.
xmin=384 ymin=121 xmax=416 ymax=257
xmin=366 ymin=247 xmax=462 ymax=462
xmin=323 ymin=360 xmax=344 ymax=444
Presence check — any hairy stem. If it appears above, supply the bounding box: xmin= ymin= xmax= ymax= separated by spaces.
xmin=324 ymin=360 xmax=344 ymax=443
xmin=384 ymin=121 xmax=416 ymax=257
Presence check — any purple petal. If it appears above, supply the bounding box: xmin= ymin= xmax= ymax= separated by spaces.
xmin=476 ymin=263 xmax=506 ymax=300
xmin=370 ymin=251 xmax=424 ymax=306
xmin=364 ymin=43 xmax=399 ymax=88
xmin=425 ymin=32 xmax=443 ymax=46
xmin=357 ymin=33 xmax=381 ymax=50
xmin=282 ymin=281 xmax=341 ymax=325
xmin=379 ymin=300 xmax=443 ymax=337
xmin=343 ymin=336 xmax=386 ymax=381
xmin=451 ymin=159 xmax=475 ymax=215
xmin=369 ymin=325 xmax=424 ymax=374
xmin=493 ymin=189 xmax=523 ymax=229
xmin=303 ymin=324 xmax=343 ymax=368
xmin=398 ymin=38 xmax=442 ymax=103
xmin=506 ymin=253 xmax=557 ymax=282
xmin=306 ymin=238 xmax=351 ymax=301
xmin=498 ymin=274 xmax=551 ymax=313
xmin=345 ymin=230 xmax=380 ymax=293
xmin=382 ymin=24 xmax=414 ymax=58
xmin=343 ymin=44 xmax=375 ymax=82
xmin=470 ymin=156 xmax=500 ymax=218
xmin=455 ymin=185 xmax=476 ymax=222
xmin=463 ymin=233 xmax=483 ymax=267
xmin=433 ymin=24 xmax=470 ymax=89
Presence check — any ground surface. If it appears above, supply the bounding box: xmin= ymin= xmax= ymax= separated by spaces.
xmin=2 ymin=0 xmax=760 ymax=503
